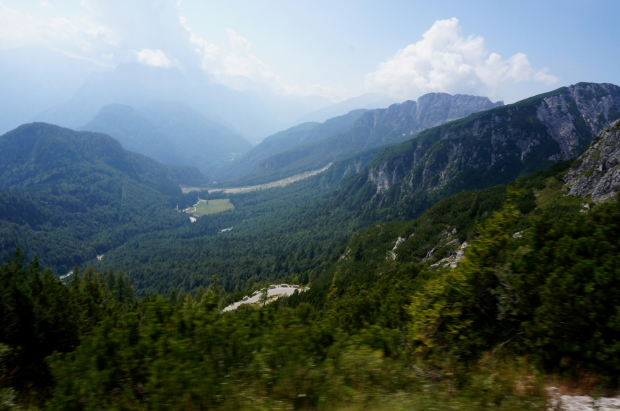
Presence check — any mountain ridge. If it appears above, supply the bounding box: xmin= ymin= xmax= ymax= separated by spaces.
xmin=0 ymin=122 xmax=207 ymax=274
xmin=232 ymin=92 xmax=502 ymax=186
xmin=328 ymin=82 xmax=620 ymax=221
xmin=214 ymin=109 xmax=367 ymax=183
xmin=81 ymin=102 xmax=252 ymax=176
xmin=33 ymin=62 xmax=331 ymax=141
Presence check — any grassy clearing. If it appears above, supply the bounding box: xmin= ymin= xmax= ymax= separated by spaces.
xmin=192 ymin=198 xmax=234 ymax=217
xmin=532 ymin=176 xmax=588 ymax=216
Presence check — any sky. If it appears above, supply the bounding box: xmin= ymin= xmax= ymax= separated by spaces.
xmin=1 ymin=0 xmax=619 ymax=104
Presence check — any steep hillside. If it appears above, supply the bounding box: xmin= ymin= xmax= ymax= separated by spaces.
xmin=287 ymin=154 xmax=620 ymax=379
xmin=304 ymin=160 xmax=583 ymax=308
xmin=215 ymin=109 xmax=366 ymax=183
xmin=0 ymin=123 xmax=208 ymax=190
xmin=79 ymin=104 xmax=184 ymax=166
xmin=81 ymin=102 xmax=252 ymax=175
xmin=233 ymin=93 xmax=502 ymax=186
xmin=564 ymin=119 xmax=620 ymax=201
xmin=0 ymin=123 xmax=206 ymax=273
xmin=334 ymin=82 xmax=620 ymax=219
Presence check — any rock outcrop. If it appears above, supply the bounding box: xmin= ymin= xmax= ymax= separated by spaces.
xmin=564 ymin=119 xmax=620 ymax=202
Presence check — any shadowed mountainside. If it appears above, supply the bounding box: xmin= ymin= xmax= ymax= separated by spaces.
xmin=81 ymin=102 xmax=252 ymax=176
xmin=0 ymin=122 xmax=208 ymax=273
xmin=214 ymin=109 xmax=366 ymax=183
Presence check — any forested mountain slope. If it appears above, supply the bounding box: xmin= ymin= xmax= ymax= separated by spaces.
xmin=332 ymin=82 xmax=620 ymax=220
xmin=214 ymin=109 xmax=366 ymax=183
xmin=29 ymin=84 xmax=619 ymax=296
xmin=233 ymin=92 xmax=502 ymax=186
xmin=0 ymin=123 xmax=206 ymax=274
xmin=81 ymin=102 xmax=252 ymax=176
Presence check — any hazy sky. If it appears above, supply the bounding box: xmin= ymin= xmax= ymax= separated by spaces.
xmin=1 ymin=0 xmax=618 ymax=103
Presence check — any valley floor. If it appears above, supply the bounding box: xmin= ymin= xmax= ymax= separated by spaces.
xmin=181 ymin=162 xmax=333 ymax=194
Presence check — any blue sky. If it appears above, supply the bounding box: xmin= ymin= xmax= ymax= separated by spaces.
xmin=1 ymin=0 xmax=618 ymax=103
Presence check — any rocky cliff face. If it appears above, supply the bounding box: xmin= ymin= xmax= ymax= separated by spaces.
xmin=564 ymin=119 xmax=620 ymax=202
xmin=251 ymin=93 xmax=502 ymax=184
xmin=364 ymin=93 xmax=503 ymax=132
xmin=536 ymin=83 xmax=620 ymax=158
xmin=326 ymin=92 xmax=503 ymax=152
xmin=364 ymin=83 xmax=620 ymax=199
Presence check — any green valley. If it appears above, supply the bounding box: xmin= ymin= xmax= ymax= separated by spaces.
xmin=0 ymin=123 xmax=208 ymax=275
xmin=186 ymin=198 xmax=234 ymax=217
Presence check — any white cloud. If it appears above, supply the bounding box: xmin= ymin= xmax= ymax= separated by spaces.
xmin=80 ymin=0 xmax=199 ymax=66
xmin=204 ymin=28 xmax=300 ymax=95
xmin=40 ymin=1 xmax=53 ymax=9
xmin=136 ymin=48 xmax=171 ymax=67
xmin=0 ymin=1 xmax=117 ymax=55
xmin=179 ymin=15 xmax=219 ymax=69
xmin=222 ymin=29 xmax=277 ymax=80
xmin=365 ymin=18 xmax=558 ymax=100
xmin=0 ymin=0 xmax=348 ymax=100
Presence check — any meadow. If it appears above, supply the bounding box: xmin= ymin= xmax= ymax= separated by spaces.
xmin=191 ymin=198 xmax=235 ymax=216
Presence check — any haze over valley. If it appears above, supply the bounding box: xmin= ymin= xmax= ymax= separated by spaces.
xmin=1 ymin=1 xmax=620 ymax=410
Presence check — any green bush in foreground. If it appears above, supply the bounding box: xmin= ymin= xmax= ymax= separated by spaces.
xmin=408 ymin=191 xmax=620 ymax=375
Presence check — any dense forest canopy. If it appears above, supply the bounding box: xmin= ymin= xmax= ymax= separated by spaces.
xmin=0 ymin=123 xmax=207 ymax=274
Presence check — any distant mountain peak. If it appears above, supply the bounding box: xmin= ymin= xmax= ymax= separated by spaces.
xmin=80 ymin=101 xmax=252 ymax=176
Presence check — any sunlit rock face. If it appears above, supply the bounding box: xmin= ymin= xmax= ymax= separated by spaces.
xmin=565 ymin=119 xmax=620 ymax=202
xmin=364 ymin=82 xmax=620 ymax=198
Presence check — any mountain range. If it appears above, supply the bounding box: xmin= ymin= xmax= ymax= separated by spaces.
xmin=32 ymin=61 xmax=331 ymax=142
xmin=2 ymin=81 xmax=620 ymax=280
xmin=80 ymin=102 xmax=252 ymax=176
xmin=0 ymin=122 xmax=207 ymax=273
xmin=293 ymin=92 xmax=399 ymax=124
xmin=328 ymin=82 xmax=620 ymax=220
xmin=224 ymin=92 xmax=503 ymax=186
xmin=214 ymin=109 xmax=367 ymax=183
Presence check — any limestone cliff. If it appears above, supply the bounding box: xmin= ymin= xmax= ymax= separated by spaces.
xmin=346 ymin=93 xmax=503 ymax=148
xmin=363 ymin=83 xmax=620 ymax=199
xmin=564 ymin=119 xmax=620 ymax=202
